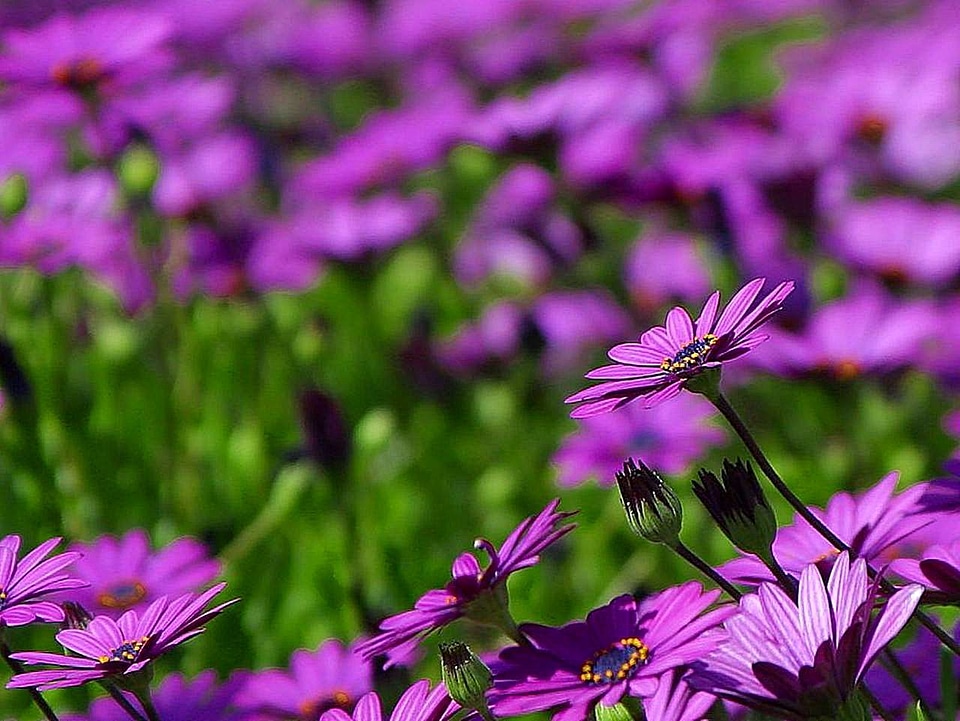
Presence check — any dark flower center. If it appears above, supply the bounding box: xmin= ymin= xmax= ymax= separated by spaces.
xmin=660 ymin=334 xmax=718 ymax=374
xmin=98 ymin=635 xmax=150 ymax=664
xmin=98 ymin=581 xmax=147 ymax=610
xmin=51 ymin=56 xmax=105 ymax=90
xmin=580 ymin=637 xmax=649 ymax=684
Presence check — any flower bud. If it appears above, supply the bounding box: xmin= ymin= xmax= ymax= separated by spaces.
xmin=60 ymin=602 xmax=92 ymax=630
xmin=439 ymin=641 xmax=493 ymax=713
xmin=693 ymin=459 xmax=776 ymax=557
xmin=616 ymin=458 xmax=682 ymax=547
xmin=118 ymin=143 xmax=160 ymax=197
xmin=0 ymin=173 xmax=27 ymax=219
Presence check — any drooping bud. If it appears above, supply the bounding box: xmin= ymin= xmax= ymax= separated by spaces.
xmin=616 ymin=459 xmax=682 ymax=547
xmin=0 ymin=173 xmax=28 ymax=219
xmin=693 ymin=459 xmax=776 ymax=558
xmin=439 ymin=641 xmax=494 ymax=717
xmin=60 ymin=602 xmax=93 ymax=630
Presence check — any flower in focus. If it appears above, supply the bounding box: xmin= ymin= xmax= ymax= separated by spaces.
xmin=0 ymin=535 xmax=85 ymax=627
xmin=236 ymin=639 xmax=372 ymax=718
xmin=489 ymin=585 xmax=733 ymax=721
xmin=318 ymin=679 xmax=456 ymax=721
xmin=554 ymin=393 xmax=725 ymax=487
xmin=62 ymin=670 xmax=246 ymax=721
xmin=7 ymin=583 xmax=238 ymax=691
xmin=693 ymin=459 xmax=777 ymax=560
xmin=689 ymin=552 xmax=922 ymax=719
xmin=63 ymin=529 xmax=221 ymax=619
xmin=643 ymin=669 xmax=718 ymax=721
xmin=566 ymin=278 xmax=794 ymax=417
xmin=721 ymin=471 xmax=933 ymax=586
xmin=357 ymin=500 xmax=576 ymax=668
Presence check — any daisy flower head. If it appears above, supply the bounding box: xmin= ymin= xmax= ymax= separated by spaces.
xmin=318 ymin=679 xmax=456 ymax=721
xmin=63 ymin=528 xmax=221 ymax=619
xmin=357 ymin=499 xmax=575 ymax=668
xmin=0 ymin=535 xmax=86 ymax=627
xmin=566 ymin=278 xmax=794 ymax=418
xmin=489 ymin=583 xmax=734 ymax=721
xmin=236 ymin=638 xmax=372 ymax=718
xmin=690 ymin=552 xmax=922 ymax=719
xmin=7 ymin=583 xmax=238 ymax=691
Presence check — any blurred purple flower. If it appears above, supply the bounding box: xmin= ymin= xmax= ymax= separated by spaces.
xmin=63 ymin=529 xmax=220 ymax=620
xmin=554 ymin=393 xmax=725 ymax=487
xmin=62 ymin=670 xmax=246 ymax=721
xmin=827 ymin=197 xmax=960 ymax=286
xmin=721 ymin=472 xmax=933 ymax=586
xmin=746 ymin=283 xmax=937 ymax=380
xmin=624 ymin=231 xmax=714 ymax=311
xmin=318 ymin=679 xmax=456 ymax=721
xmin=356 ymin=499 xmax=575 ymax=668
xmin=0 ymin=535 xmax=84 ymax=628
xmin=8 ymin=583 xmax=238 ymax=691
xmin=690 ymin=552 xmax=922 ymax=719
xmin=865 ymin=625 xmax=953 ymax=716
xmin=566 ymin=278 xmax=794 ymax=417
xmin=237 ymin=639 xmax=372 ymax=719
xmin=489 ymin=585 xmax=733 ymax=721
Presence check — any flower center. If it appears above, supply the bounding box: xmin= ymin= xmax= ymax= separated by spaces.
xmin=660 ymin=334 xmax=718 ymax=373
xmin=580 ymin=637 xmax=649 ymax=684
xmin=97 ymin=581 xmax=147 ymax=610
xmin=51 ymin=56 xmax=104 ymax=90
xmin=298 ymin=690 xmax=352 ymax=719
xmin=98 ymin=636 xmax=150 ymax=664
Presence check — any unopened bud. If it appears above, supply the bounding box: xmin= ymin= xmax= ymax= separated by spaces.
xmin=439 ymin=641 xmax=493 ymax=714
xmin=693 ymin=459 xmax=776 ymax=557
xmin=118 ymin=143 xmax=160 ymax=196
xmin=0 ymin=173 xmax=27 ymax=218
xmin=61 ymin=602 xmax=92 ymax=630
xmin=616 ymin=459 xmax=682 ymax=546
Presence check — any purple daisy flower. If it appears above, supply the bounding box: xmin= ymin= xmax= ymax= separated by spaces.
xmin=236 ymin=638 xmax=372 ymax=719
xmin=7 ymin=583 xmax=238 ymax=691
xmin=489 ymin=583 xmax=734 ymax=721
xmin=356 ymin=500 xmax=576 ymax=668
xmin=565 ymin=278 xmax=794 ymax=417
xmin=0 ymin=535 xmax=85 ymax=627
xmin=891 ymin=538 xmax=960 ymax=602
xmin=644 ymin=670 xmax=718 ymax=721
xmin=318 ymin=679 xmax=456 ymax=721
xmin=690 ymin=552 xmax=922 ymax=719
xmin=62 ymin=529 xmax=221 ymax=619
xmin=62 ymin=670 xmax=246 ymax=721
xmin=721 ymin=472 xmax=934 ymax=586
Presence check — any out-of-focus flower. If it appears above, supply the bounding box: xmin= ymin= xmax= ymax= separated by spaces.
xmin=8 ymin=583 xmax=238 ymax=691
xmin=317 ymin=679 xmax=456 ymax=721
xmin=690 ymin=552 xmax=922 ymax=719
xmin=357 ymin=500 xmax=575 ymax=668
xmin=0 ymin=535 xmax=84 ymax=627
xmin=62 ymin=529 xmax=220 ymax=620
xmin=721 ymin=472 xmax=932 ymax=586
xmin=236 ymin=639 xmax=372 ymax=719
xmin=62 ymin=670 xmax=246 ymax=721
xmin=489 ymin=585 xmax=733 ymax=721
xmin=554 ymin=393 xmax=725 ymax=487
xmin=566 ymin=278 xmax=794 ymax=417
xmin=746 ymin=283 xmax=937 ymax=380
xmin=865 ymin=625 xmax=952 ymax=716
xmin=624 ymin=231 xmax=714 ymax=312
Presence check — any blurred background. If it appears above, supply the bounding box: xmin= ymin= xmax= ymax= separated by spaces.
xmin=0 ymin=0 xmax=959 ymax=715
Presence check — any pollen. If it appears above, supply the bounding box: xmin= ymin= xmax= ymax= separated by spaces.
xmin=579 ymin=637 xmax=649 ymax=684
xmin=660 ymin=334 xmax=718 ymax=374
xmin=98 ymin=636 xmax=150 ymax=664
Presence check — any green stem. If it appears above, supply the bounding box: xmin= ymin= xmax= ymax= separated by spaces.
xmin=674 ymin=541 xmax=742 ymax=601
xmin=862 ymin=686 xmax=895 ymax=721
xmin=758 ymin=548 xmax=799 ymax=600
xmin=0 ymin=640 xmax=60 ymax=721
xmin=133 ymin=687 xmax=163 ymax=721
xmin=712 ymin=392 xmax=960 ymax=658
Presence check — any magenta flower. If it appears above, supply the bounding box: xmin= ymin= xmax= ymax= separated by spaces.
xmin=318 ymin=679 xmax=456 ymax=721
xmin=7 ymin=583 xmax=238 ymax=691
xmin=63 ymin=529 xmax=221 ymax=619
xmin=891 ymin=538 xmax=960 ymax=602
xmin=357 ymin=500 xmax=576 ymax=668
xmin=554 ymin=393 xmax=725 ymax=487
xmin=62 ymin=670 xmax=246 ymax=721
xmin=236 ymin=639 xmax=372 ymax=718
xmin=644 ymin=670 xmax=718 ymax=721
xmin=0 ymin=535 xmax=85 ymax=627
xmin=566 ymin=278 xmax=794 ymax=417
xmin=690 ymin=553 xmax=922 ymax=719
xmin=721 ymin=472 xmax=934 ymax=586
xmin=489 ymin=584 xmax=734 ymax=721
